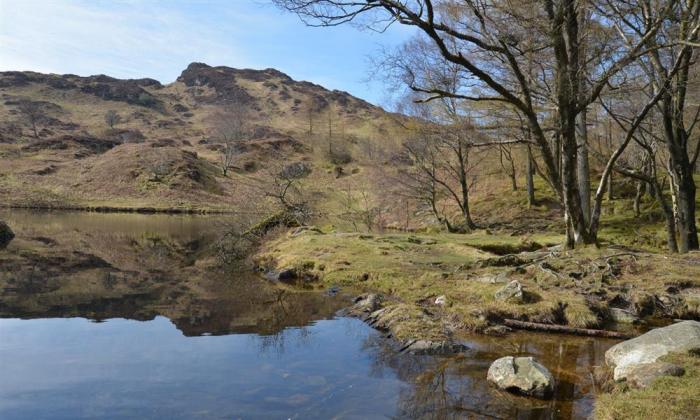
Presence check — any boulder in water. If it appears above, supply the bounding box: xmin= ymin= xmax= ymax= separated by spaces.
xmin=487 ymin=356 xmax=555 ymax=398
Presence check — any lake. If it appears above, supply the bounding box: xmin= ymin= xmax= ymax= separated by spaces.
xmin=0 ymin=210 xmax=616 ymax=419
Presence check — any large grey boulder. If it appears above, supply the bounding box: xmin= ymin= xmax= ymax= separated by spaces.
xmin=494 ymin=280 xmax=523 ymax=303
xmin=487 ymin=356 xmax=555 ymax=398
xmin=605 ymin=320 xmax=700 ymax=381
xmin=625 ymin=362 xmax=685 ymax=389
xmin=0 ymin=221 xmax=14 ymax=248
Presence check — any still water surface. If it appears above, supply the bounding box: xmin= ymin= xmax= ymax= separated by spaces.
xmin=0 ymin=210 xmax=616 ymax=419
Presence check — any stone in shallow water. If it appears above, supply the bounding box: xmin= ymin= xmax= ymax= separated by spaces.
xmin=625 ymin=362 xmax=685 ymax=389
xmin=487 ymin=356 xmax=554 ymax=398
xmin=400 ymin=339 xmax=467 ymax=355
xmin=605 ymin=320 xmax=700 ymax=381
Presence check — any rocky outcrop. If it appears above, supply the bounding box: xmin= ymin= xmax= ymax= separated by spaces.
xmin=605 ymin=320 xmax=700 ymax=381
xmin=346 ymin=295 xmax=467 ymax=356
xmin=494 ymin=280 xmax=523 ymax=303
xmin=487 ymin=356 xmax=555 ymax=398
xmin=350 ymin=293 xmax=382 ymax=315
xmin=0 ymin=221 xmax=15 ymax=248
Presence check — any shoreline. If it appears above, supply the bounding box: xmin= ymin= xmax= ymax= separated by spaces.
xmin=0 ymin=203 xmax=235 ymax=215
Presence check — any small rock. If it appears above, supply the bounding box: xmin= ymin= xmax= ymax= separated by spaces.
xmin=487 ymin=356 xmax=555 ymax=398
xmin=434 ymin=295 xmax=447 ymax=306
xmin=352 ymin=293 xmax=381 ymax=313
xmin=484 ymin=325 xmax=512 ymax=336
xmin=289 ymin=226 xmax=321 ymax=237
xmin=666 ymin=286 xmax=680 ymax=294
xmin=277 ymin=269 xmax=297 ymax=282
xmin=494 ymin=280 xmax=523 ymax=303
xmin=400 ymin=339 xmax=467 ymax=355
xmin=606 ymin=320 xmax=700 ymax=381
xmin=0 ymin=221 xmax=14 ymax=248
xmin=609 ymin=307 xmax=639 ymax=324
xmin=475 ymin=272 xmax=509 ymax=284
xmin=625 ymin=362 xmax=685 ymax=389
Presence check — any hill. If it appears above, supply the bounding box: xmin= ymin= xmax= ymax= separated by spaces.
xmin=0 ymin=63 xmax=405 ymax=212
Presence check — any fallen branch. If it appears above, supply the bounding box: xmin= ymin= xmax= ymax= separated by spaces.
xmin=502 ymin=319 xmax=635 ymax=339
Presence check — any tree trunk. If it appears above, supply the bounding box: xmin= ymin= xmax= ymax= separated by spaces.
xmin=562 ymin=119 xmax=593 ymax=246
xmin=458 ymin=148 xmax=476 ymax=230
xmin=526 ymin=146 xmax=536 ymax=207
xmin=633 ymin=180 xmax=646 ymax=217
xmin=650 ymin=176 xmax=679 ymax=253
xmin=576 ymin=107 xmax=591 ymax=224
xmin=607 ymin=171 xmax=613 ymax=201
xmin=670 ymin=160 xmax=699 ymax=252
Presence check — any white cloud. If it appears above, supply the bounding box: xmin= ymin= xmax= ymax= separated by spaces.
xmin=0 ymin=0 xmax=414 ymax=103
xmin=0 ymin=0 xmax=249 ymax=81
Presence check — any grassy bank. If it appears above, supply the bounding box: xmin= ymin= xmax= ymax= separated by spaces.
xmin=256 ymin=228 xmax=700 ymax=338
xmin=595 ymin=353 xmax=700 ymax=420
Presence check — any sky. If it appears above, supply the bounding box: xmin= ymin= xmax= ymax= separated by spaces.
xmin=0 ymin=0 xmax=415 ymax=106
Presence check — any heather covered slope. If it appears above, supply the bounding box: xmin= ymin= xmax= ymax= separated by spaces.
xmin=0 ymin=63 xmax=404 ymax=211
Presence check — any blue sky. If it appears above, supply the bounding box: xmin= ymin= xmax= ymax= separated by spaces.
xmin=0 ymin=0 xmax=414 ymax=105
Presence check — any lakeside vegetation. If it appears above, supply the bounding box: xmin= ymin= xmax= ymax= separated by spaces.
xmin=3 ymin=0 xmax=700 ymax=417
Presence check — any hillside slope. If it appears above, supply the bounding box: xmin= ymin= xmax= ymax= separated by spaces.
xmin=0 ymin=63 xmax=404 ymax=212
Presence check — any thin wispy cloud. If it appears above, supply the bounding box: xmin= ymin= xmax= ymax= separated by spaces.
xmin=0 ymin=0 xmax=413 ymax=104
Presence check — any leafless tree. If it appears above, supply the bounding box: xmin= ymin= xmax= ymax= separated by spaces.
xmin=146 ymin=156 xmax=170 ymax=182
xmin=275 ymin=0 xmax=675 ymax=249
xmin=212 ymin=103 xmax=251 ymax=176
xmin=17 ymin=100 xmax=45 ymax=138
xmin=592 ymin=1 xmax=700 ymax=252
xmin=105 ymin=110 xmax=121 ymax=129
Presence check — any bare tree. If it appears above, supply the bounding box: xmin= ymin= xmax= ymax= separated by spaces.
xmin=591 ymin=1 xmax=700 ymax=252
xmin=212 ymin=103 xmax=251 ymax=176
xmin=275 ymin=0 xmax=673 ymax=248
xmin=105 ymin=110 xmax=121 ymax=129
xmin=146 ymin=156 xmax=170 ymax=182
xmin=339 ymin=181 xmax=382 ymax=232
xmin=17 ymin=100 xmax=45 ymax=138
